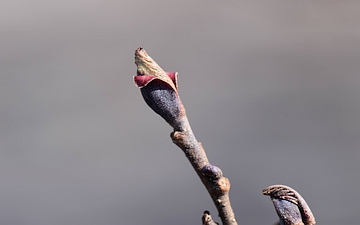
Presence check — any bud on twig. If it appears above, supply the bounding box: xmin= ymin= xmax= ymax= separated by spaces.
xmin=134 ymin=48 xmax=185 ymax=131
xmin=263 ymin=185 xmax=316 ymax=225
xmin=201 ymin=164 xmax=223 ymax=180
xmin=202 ymin=210 xmax=219 ymax=225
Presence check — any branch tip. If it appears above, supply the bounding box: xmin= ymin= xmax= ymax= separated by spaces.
xmin=202 ymin=210 xmax=218 ymax=225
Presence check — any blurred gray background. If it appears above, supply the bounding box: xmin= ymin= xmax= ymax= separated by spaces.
xmin=1 ymin=1 xmax=359 ymax=225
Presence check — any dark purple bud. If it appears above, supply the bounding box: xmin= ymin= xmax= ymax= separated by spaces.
xmin=271 ymin=197 xmax=304 ymax=225
xmin=263 ymin=185 xmax=316 ymax=225
xmin=137 ymin=77 xmax=183 ymax=130
xmin=201 ymin=164 xmax=223 ymax=180
xmin=134 ymin=48 xmax=185 ymax=131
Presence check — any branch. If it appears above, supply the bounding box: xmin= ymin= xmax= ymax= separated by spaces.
xmin=133 ymin=47 xmax=316 ymax=225
xmin=133 ymin=47 xmax=237 ymax=225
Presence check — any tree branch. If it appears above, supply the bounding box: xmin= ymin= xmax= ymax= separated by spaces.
xmin=133 ymin=47 xmax=316 ymax=225
xmin=133 ymin=47 xmax=237 ymax=225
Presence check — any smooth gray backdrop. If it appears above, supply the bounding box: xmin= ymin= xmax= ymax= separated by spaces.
xmin=1 ymin=1 xmax=359 ymax=225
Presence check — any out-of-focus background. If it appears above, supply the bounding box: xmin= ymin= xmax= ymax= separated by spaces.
xmin=1 ymin=1 xmax=359 ymax=225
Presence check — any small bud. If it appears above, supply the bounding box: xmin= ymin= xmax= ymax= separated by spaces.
xmin=201 ymin=164 xmax=223 ymax=180
xmin=202 ymin=210 xmax=218 ymax=225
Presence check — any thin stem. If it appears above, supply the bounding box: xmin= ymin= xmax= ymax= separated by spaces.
xmin=171 ymin=115 xmax=237 ymax=225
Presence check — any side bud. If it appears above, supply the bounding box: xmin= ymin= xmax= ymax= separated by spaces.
xmin=201 ymin=164 xmax=223 ymax=180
